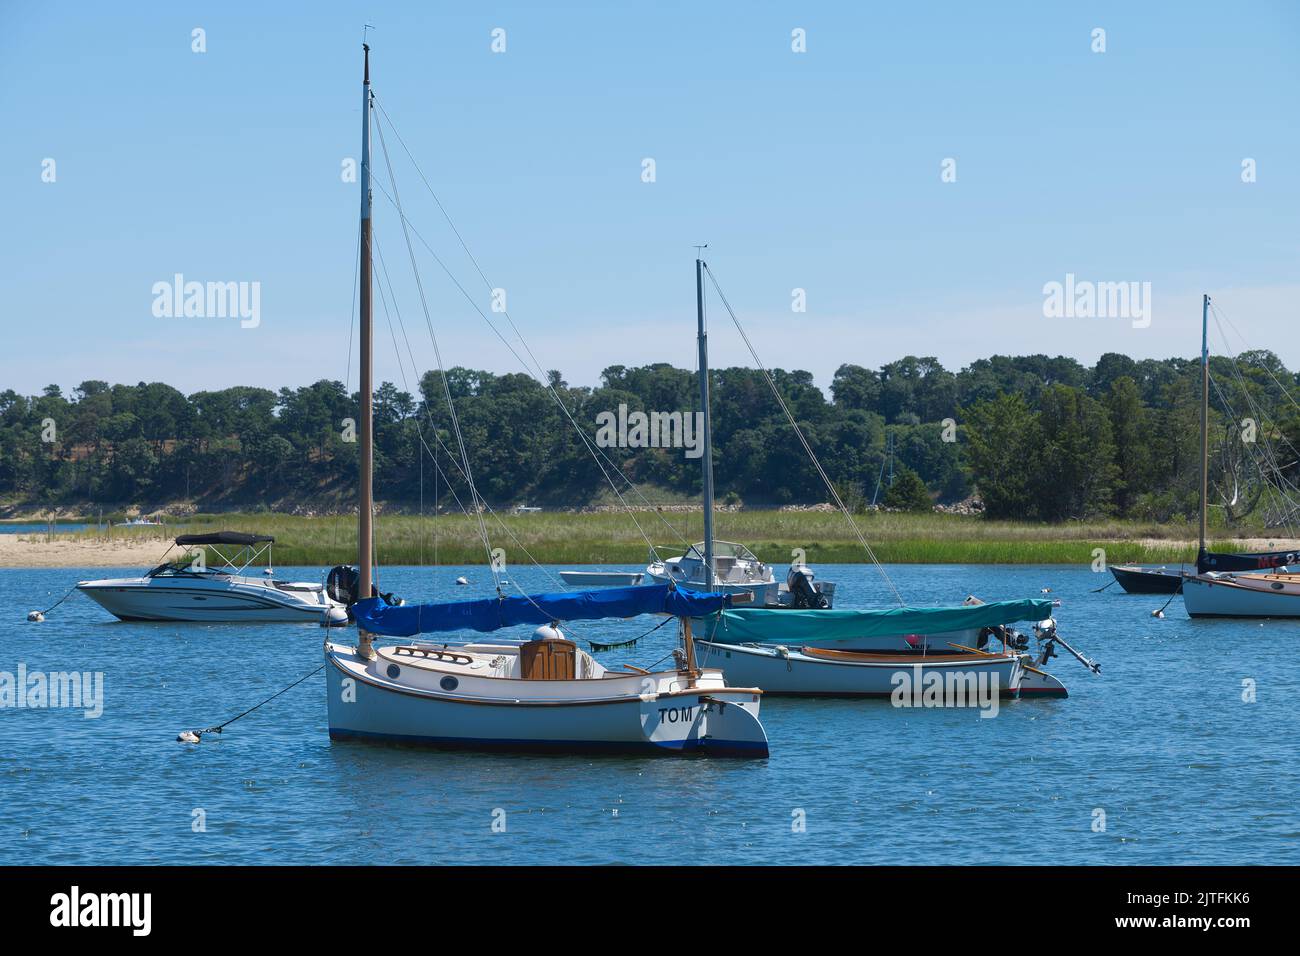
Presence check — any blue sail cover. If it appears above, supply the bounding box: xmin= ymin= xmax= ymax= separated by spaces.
xmin=353 ymin=583 xmax=730 ymax=638
xmin=696 ymin=599 xmax=1057 ymax=645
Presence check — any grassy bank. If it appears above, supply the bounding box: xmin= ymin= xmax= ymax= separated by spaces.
xmin=49 ymin=509 xmax=1254 ymax=567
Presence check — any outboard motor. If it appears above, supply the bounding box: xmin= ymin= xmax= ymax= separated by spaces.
xmin=787 ymin=564 xmax=829 ymax=609
xmin=326 ymin=564 xmax=404 ymax=616
xmin=326 ymin=565 xmax=362 ymax=606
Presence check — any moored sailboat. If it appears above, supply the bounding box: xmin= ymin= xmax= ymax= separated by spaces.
xmin=322 ymin=44 xmax=768 ymax=758
xmin=679 ymin=257 xmax=1096 ymax=700
xmin=1181 ymin=294 xmax=1300 ymax=617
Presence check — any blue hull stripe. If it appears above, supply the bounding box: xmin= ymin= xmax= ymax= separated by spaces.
xmin=329 ymin=726 xmax=768 ymax=758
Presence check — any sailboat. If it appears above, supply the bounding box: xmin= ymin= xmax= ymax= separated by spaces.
xmin=641 ymin=262 xmax=836 ymax=608
xmin=322 ymin=45 xmax=768 ymax=757
xmin=1180 ymin=294 xmax=1300 ymax=617
xmin=679 ymin=256 xmax=1095 ymax=700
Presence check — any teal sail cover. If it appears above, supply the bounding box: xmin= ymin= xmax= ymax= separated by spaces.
xmin=696 ymin=599 xmax=1056 ymax=644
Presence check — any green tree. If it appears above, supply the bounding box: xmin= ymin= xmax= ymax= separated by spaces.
xmin=961 ymin=393 xmax=1039 ymax=519
xmin=882 ymin=464 xmax=932 ymax=512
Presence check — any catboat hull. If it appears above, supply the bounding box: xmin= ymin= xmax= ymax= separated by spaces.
xmin=1182 ymin=572 xmax=1300 ymax=618
xmin=697 ymin=640 xmax=1024 ymax=699
xmin=324 ymin=641 xmax=769 ymax=757
xmin=78 ymin=576 xmax=340 ymax=623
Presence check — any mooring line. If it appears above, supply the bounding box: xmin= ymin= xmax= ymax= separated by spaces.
xmin=27 ymin=585 xmax=79 ymax=622
xmin=178 ymin=665 xmax=324 ymax=743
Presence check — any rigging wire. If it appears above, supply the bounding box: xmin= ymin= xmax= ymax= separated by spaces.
xmin=368 ymin=96 xmax=687 ymax=557
xmin=372 ymin=101 xmax=498 ymax=588
xmin=1205 ymin=317 xmax=1300 ymax=535
xmin=702 ymin=262 xmax=905 ymax=605
xmin=372 ymin=231 xmax=567 ymax=590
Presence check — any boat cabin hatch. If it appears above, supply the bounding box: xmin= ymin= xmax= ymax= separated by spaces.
xmin=520 ymin=635 xmax=578 ymax=680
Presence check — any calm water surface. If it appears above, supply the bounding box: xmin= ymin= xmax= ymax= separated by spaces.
xmin=2 ymin=563 xmax=1296 ymax=865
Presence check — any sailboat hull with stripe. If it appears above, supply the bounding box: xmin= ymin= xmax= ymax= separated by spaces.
xmin=324 ymin=639 xmax=768 ymax=756
xmin=1182 ymin=572 xmax=1300 ymax=617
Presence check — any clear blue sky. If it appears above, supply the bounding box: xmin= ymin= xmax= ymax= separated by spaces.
xmin=3 ymin=1 xmax=1298 ymax=397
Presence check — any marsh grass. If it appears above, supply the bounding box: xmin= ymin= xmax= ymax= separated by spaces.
xmin=61 ymin=509 xmax=1222 ymax=566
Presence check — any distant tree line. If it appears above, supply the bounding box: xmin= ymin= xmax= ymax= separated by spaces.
xmin=2 ymin=350 xmax=1297 ymax=523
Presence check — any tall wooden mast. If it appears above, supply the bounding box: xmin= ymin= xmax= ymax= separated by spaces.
xmin=1198 ymin=293 xmax=1210 ymax=563
xmin=357 ymin=43 xmax=375 ymax=655
xmin=696 ymin=256 xmax=715 ymax=588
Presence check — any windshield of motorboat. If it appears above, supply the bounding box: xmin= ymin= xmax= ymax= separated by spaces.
xmin=146 ymin=554 xmax=215 ymax=578
xmin=684 ymin=541 xmax=760 ymax=562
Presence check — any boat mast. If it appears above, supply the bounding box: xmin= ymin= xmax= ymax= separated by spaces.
xmin=358 ymin=43 xmax=375 ymax=655
xmin=696 ymin=255 xmax=715 ymax=588
xmin=1198 ymin=293 xmax=1210 ymax=563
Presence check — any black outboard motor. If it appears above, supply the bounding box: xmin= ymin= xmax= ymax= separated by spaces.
xmin=787 ymin=564 xmax=829 ymax=609
xmin=326 ymin=565 xmax=362 ymax=606
xmin=327 ymin=564 xmax=402 ymax=618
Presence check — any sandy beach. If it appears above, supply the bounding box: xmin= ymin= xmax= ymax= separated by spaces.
xmin=0 ymin=533 xmax=172 ymax=568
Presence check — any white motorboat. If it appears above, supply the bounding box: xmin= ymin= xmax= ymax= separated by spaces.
xmin=647 ymin=541 xmax=776 ymax=597
xmin=77 ymin=531 xmax=346 ymax=624
xmin=557 ymin=569 xmax=644 ymax=587
xmin=322 ymin=44 xmax=768 ymax=759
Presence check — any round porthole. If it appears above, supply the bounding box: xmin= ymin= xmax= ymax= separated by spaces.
xmin=386 ymin=664 xmax=401 ymax=678
xmin=440 ymin=676 xmax=459 ymax=691
xmin=1272 ymin=582 xmax=1284 ymax=590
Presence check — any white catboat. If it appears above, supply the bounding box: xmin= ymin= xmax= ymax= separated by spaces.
xmin=1182 ymin=570 xmax=1300 ymax=617
xmin=78 ymin=532 xmax=346 ymax=623
xmin=326 ymin=595 xmax=767 ymax=756
xmin=557 ymin=570 xmax=644 ymax=587
xmin=322 ymin=45 xmax=768 ymax=759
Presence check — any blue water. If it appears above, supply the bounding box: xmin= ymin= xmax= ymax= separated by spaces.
xmin=2 ymin=563 xmax=1297 ymax=865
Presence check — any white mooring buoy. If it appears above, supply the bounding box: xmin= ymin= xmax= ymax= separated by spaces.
xmin=27 ymin=611 xmax=45 ymax=622
xmin=455 ymin=576 xmax=469 ymax=586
